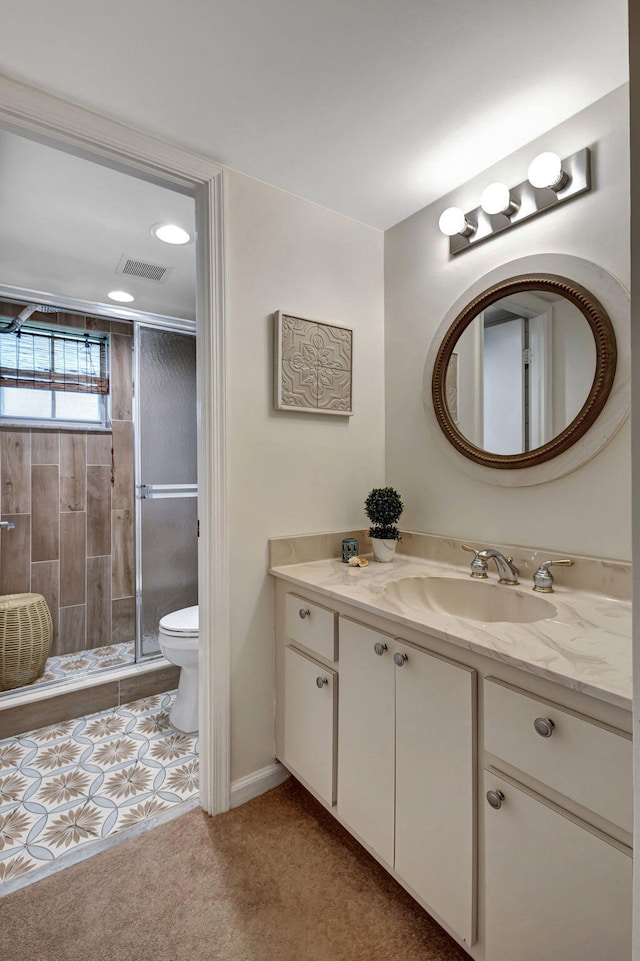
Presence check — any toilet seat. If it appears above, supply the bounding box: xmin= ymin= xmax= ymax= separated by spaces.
xmin=159 ymin=605 xmax=198 ymax=637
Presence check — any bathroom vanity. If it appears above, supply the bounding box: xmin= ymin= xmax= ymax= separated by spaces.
xmin=270 ymin=533 xmax=632 ymax=961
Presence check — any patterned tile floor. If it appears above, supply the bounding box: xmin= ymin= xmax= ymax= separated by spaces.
xmin=29 ymin=640 xmax=136 ymax=689
xmin=0 ymin=691 xmax=198 ymax=887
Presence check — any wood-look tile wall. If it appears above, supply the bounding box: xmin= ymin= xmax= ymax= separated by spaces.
xmin=0 ymin=304 xmax=135 ymax=656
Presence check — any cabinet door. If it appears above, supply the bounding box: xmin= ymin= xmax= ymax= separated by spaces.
xmin=395 ymin=642 xmax=476 ymax=946
xmin=337 ymin=619 xmax=395 ymax=866
xmin=283 ymin=646 xmax=337 ymax=805
xmin=484 ymin=770 xmax=632 ymax=961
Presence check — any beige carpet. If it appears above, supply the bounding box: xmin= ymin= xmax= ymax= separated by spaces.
xmin=0 ymin=779 xmax=470 ymax=961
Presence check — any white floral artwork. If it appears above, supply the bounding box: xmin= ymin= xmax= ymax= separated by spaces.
xmin=274 ymin=311 xmax=353 ymax=415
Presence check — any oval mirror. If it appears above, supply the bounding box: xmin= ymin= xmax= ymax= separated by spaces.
xmin=431 ymin=274 xmax=617 ymax=469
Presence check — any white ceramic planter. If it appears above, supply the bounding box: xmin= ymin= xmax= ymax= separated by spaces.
xmin=371 ymin=538 xmax=397 ymax=563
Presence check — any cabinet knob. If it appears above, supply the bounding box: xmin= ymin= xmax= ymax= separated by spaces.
xmin=533 ymin=717 xmax=555 ymax=738
xmin=486 ymin=789 xmax=505 ymax=810
xmin=393 ymin=652 xmax=408 ymax=667
xmin=316 ymin=676 xmax=328 ymax=689
xmin=299 ymin=608 xmax=311 ymax=619
xmin=373 ymin=642 xmax=388 ymax=656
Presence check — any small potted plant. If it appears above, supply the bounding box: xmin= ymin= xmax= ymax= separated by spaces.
xmin=365 ymin=486 xmax=404 ymax=563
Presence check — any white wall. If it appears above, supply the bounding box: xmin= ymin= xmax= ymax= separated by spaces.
xmin=385 ymin=85 xmax=630 ymax=560
xmin=225 ymin=170 xmax=385 ymax=781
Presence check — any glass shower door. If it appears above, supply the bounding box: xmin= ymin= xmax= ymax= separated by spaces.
xmin=134 ymin=324 xmax=198 ymax=658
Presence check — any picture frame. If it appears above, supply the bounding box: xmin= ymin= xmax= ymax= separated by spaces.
xmin=273 ymin=311 xmax=353 ymax=415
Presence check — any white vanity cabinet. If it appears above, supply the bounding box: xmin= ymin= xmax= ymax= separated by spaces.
xmin=337 ymin=619 xmax=396 ymax=865
xmin=279 ymin=593 xmax=339 ymax=806
xmin=273 ymin=579 xmax=632 ymax=961
xmin=483 ymin=770 xmax=632 ymax=961
xmin=483 ymin=677 xmax=633 ymax=961
xmin=337 ymin=617 xmax=477 ymax=946
xmin=283 ymin=646 xmax=337 ymax=805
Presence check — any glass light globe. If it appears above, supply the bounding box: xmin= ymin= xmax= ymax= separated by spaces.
xmin=438 ymin=206 xmax=467 ymax=237
xmin=480 ymin=182 xmax=513 ymax=216
xmin=527 ymin=152 xmax=564 ymax=190
xmin=108 ymin=290 xmax=135 ymax=303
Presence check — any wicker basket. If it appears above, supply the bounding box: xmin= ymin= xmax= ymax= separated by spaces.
xmin=0 ymin=593 xmax=53 ymax=691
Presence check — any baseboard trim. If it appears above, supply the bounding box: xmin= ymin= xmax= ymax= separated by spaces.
xmin=230 ymin=761 xmax=290 ymax=808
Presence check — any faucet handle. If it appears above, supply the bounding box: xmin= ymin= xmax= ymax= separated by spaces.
xmin=461 ymin=544 xmax=488 ymax=579
xmin=533 ymin=558 xmax=573 ymax=593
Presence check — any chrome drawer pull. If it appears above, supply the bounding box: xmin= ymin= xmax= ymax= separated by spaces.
xmin=486 ymin=789 xmax=505 ymax=810
xmin=534 ymin=717 xmax=555 ymax=738
xmin=316 ymin=676 xmax=328 ymax=689
xmin=373 ymin=642 xmax=388 ymax=656
xmin=394 ymin=652 xmax=408 ymax=667
xmin=299 ymin=608 xmax=311 ymax=619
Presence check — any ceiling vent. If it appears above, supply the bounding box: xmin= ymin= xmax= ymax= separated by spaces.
xmin=117 ymin=255 xmax=171 ymax=283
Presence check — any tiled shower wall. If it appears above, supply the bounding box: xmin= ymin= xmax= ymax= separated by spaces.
xmin=0 ymin=305 xmax=135 ymax=657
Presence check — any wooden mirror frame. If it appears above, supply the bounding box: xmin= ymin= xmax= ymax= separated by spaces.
xmin=431 ymin=273 xmax=617 ymax=469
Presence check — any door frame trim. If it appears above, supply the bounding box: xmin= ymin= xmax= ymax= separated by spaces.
xmin=0 ymin=73 xmax=231 ymax=815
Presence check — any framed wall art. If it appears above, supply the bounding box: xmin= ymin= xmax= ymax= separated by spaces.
xmin=274 ymin=311 xmax=353 ymax=415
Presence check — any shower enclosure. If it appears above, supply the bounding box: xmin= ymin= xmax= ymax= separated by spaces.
xmin=0 ymin=307 xmax=198 ymax=705
xmin=134 ymin=322 xmax=198 ymax=659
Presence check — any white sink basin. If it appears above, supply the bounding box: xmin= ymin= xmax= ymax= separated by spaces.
xmin=382 ymin=576 xmax=557 ymax=624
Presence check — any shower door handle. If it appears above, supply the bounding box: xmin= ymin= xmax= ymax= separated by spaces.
xmin=136 ymin=484 xmax=197 ymax=500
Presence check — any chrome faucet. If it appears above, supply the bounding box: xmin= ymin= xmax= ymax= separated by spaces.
xmin=462 ymin=544 xmax=520 ymax=585
xmin=532 ymin=558 xmax=573 ymax=593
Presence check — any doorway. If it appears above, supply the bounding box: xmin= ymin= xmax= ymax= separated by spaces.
xmin=0 ymin=75 xmax=229 ymax=816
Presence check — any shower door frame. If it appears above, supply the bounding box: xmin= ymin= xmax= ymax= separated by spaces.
xmin=133 ymin=318 xmax=198 ymax=662
xmin=0 ymin=76 xmax=230 ymax=817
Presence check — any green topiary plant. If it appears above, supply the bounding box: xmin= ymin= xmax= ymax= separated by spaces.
xmin=364 ymin=487 xmax=404 ymax=541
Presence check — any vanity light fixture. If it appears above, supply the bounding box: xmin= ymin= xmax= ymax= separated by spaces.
xmin=441 ymin=146 xmax=590 ymax=256
xmin=108 ymin=290 xmax=135 ymax=303
xmin=480 ymin=182 xmax=519 ymax=217
xmin=151 ymin=223 xmax=192 ymax=245
xmin=527 ymin=152 xmax=569 ymax=191
xmin=438 ymin=206 xmax=476 ymax=238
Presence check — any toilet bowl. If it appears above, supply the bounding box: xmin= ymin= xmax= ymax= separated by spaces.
xmin=158 ymin=605 xmax=199 ymax=733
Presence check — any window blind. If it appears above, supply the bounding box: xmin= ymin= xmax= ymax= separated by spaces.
xmin=0 ymin=326 xmax=109 ymax=395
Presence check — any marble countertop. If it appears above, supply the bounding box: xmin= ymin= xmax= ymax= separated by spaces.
xmin=270 ymin=553 xmax=632 ymax=711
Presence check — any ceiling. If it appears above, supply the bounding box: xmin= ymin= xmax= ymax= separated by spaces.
xmin=0 ymin=1 xmax=628 ymax=323
xmin=0 ymin=0 xmax=629 ymax=231
xmin=0 ymin=130 xmax=196 ymax=320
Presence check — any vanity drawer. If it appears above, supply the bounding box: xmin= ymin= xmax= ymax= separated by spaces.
xmin=484 ymin=678 xmax=632 ymax=833
xmin=285 ymin=592 xmax=337 ymax=661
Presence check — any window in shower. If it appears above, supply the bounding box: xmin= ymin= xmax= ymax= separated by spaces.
xmin=0 ymin=323 xmax=109 ymax=428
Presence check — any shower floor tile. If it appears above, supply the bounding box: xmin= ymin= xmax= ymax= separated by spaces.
xmin=0 ymin=691 xmax=198 ymax=887
xmin=31 ymin=640 xmax=136 ymax=688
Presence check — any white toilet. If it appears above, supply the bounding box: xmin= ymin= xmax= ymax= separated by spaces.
xmin=158 ymin=605 xmax=199 ymax=733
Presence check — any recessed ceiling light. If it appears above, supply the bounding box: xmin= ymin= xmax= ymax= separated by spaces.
xmin=151 ymin=223 xmax=192 ymax=245
xmin=108 ymin=290 xmax=135 ymax=303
